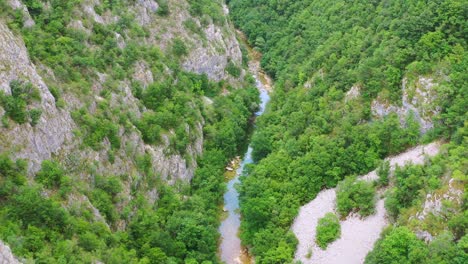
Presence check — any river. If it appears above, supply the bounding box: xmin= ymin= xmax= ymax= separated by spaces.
xmin=218 ymin=47 xmax=272 ymax=263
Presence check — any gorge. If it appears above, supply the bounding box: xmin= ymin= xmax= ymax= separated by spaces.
xmin=0 ymin=1 xmax=466 ymax=264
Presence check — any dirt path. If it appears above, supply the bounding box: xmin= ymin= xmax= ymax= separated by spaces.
xmin=291 ymin=142 xmax=441 ymax=264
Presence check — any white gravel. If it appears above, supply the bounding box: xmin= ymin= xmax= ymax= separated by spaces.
xmin=291 ymin=142 xmax=441 ymax=264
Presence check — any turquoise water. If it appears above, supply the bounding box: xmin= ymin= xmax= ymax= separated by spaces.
xmin=218 ymin=86 xmax=270 ymax=264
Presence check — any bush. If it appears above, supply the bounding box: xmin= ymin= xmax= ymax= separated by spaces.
xmin=336 ymin=177 xmax=376 ymax=217
xmin=79 ymin=232 xmax=104 ymax=252
xmin=0 ymin=81 xmax=41 ymax=125
xmin=316 ymin=213 xmax=341 ymax=249
xmin=29 ymin=109 xmax=42 ymax=126
xmin=377 ymin=161 xmax=391 ymax=187
xmin=9 ymin=187 xmax=69 ymax=231
xmin=225 ymin=60 xmax=241 ymax=78
xmin=384 ymin=165 xmax=425 ymax=220
xmin=172 ymin=38 xmax=188 ymax=57
xmin=36 ymin=160 xmax=65 ymax=188
xmin=365 ymin=227 xmax=428 ymax=264
xmin=156 ymin=0 xmax=169 ymax=16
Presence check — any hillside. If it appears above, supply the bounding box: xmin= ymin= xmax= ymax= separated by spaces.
xmin=0 ymin=0 xmax=260 ymax=263
xmin=229 ymin=0 xmax=467 ymax=263
xmin=0 ymin=0 xmax=466 ymax=263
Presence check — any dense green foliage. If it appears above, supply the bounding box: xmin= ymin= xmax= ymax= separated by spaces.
xmin=366 ymin=227 xmax=467 ymax=264
xmin=0 ymin=80 xmax=41 ymax=126
xmin=365 ymin=227 xmax=429 ymax=264
xmin=187 ymin=0 xmax=225 ymax=25
xmin=336 ymin=177 xmax=376 ymax=218
xmin=0 ymin=0 xmax=260 ymax=263
xmin=315 ymin=213 xmax=341 ymax=249
xmin=377 ymin=161 xmax=391 ymax=187
xmin=0 ymin=83 xmax=258 ymax=263
xmin=0 ymin=0 xmax=464 ymax=263
xmin=230 ymin=0 xmax=466 ymax=262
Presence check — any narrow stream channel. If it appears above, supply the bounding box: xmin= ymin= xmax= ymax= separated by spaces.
xmin=218 ymin=71 xmax=271 ymax=263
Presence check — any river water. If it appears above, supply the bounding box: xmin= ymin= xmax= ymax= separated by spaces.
xmin=218 ymin=75 xmax=271 ymax=263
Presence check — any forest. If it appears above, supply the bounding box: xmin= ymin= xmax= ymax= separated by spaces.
xmin=0 ymin=0 xmax=260 ymax=263
xmin=229 ymin=0 xmax=467 ymax=263
xmin=0 ymin=0 xmax=466 ymax=263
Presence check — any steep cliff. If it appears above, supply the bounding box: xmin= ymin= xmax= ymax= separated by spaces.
xmin=1 ymin=0 xmax=244 ymax=181
xmin=0 ymin=0 xmax=258 ymax=262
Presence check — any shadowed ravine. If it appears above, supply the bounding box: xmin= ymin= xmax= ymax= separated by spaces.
xmin=218 ymin=64 xmax=271 ymax=264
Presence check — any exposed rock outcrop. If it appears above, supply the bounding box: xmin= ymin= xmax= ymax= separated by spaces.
xmin=0 ymin=21 xmax=74 ymax=174
xmin=371 ymin=77 xmax=440 ymax=133
xmin=8 ymin=0 xmax=34 ymax=27
xmin=0 ymin=240 xmax=21 ymax=264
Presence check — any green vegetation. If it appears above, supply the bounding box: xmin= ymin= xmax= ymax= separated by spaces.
xmin=377 ymin=161 xmax=391 ymax=187
xmin=36 ymin=160 xmax=66 ymax=189
xmin=156 ymin=0 xmax=169 ymax=16
xmin=230 ymin=0 xmax=466 ymax=262
xmin=336 ymin=177 xmax=376 ymax=218
xmin=72 ymin=105 xmax=121 ymax=151
xmin=366 ymin=126 xmax=468 ymax=263
xmin=316 ymin=213 xmax=341 ymax=249
xmin=365 ymin=227 xmax=428 ymax=264
xmin=225 ymin=60 xmax=241 ymax=78
xmin=172 ymin=38 xmax=188 ymax=57
xmin=0 ymin=80 xmax=41 ymax=126
xmin=366 ymin=227 xmax=467 ymax=264
xmin=0 ymin=81 xmax=259 ymax=262
xmin=0 ymin=0 xmax=464 ymax=263
xmin=0 ymin=1 xmax=260 ymax=263
xmin=187 ymin=0 xmax=224 ymax=25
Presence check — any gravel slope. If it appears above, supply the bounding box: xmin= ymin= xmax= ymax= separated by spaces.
xmin=292 ymin=142 xmax=441 ymax=264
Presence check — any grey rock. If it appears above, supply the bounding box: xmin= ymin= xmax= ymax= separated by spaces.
xmin=135 ymin=0 xmax=159 ymax=25
xmin=8 ymin=0 xmax=35 ymax=28
xmin=0 ymin=240 xmax=21 ymax=264
xmin=132 ymin=61 xmax=154 ymax=88
xmin=0 ymin=21 xmax=74 ymax=174
xmin=183 ymin=22 xmax=243 ymax=81
xmin=415 ymin=230 xmax=434 ymax=242
xmin=345 ymin=85 xmax=361 ymax=102
xmin=371 ymin=77 xmax=440 ymax=133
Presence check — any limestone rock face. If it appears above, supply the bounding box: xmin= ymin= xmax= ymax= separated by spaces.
xmin=8 ymin=0 xmax=34 ymax=27
xmin=0 ymin=240 xmax=21 ymax=264
xmin=0 ymin=0 xmax=235 ymax=182
xmin=182 ymin=22 xmax=243 ymax=81
xmin=0 ymin=0 xmax=239 ymax=234
xmin=371 ymin=77 xmax=440 ymax=133
xmin=0 ymin=21 xmax=74 ymax=174
xmin=130 ymin=0 xmax=243 ymax=82
xmin=135 ymin=0 xmax=159 ymax=25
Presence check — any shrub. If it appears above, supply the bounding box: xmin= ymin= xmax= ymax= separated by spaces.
xmin=225 ymin=60 xmax=241 ymax=78
xmin=29 ymin=109 xmax=42 ymax=126
xmin=384 ymin=165 xmax=425 ymax=220
xmin=316 ymin=213 xmax=341 ymax=249
xmin=365 ymin=227 xmax=428 ymax=264
xmin=9 ymin=187 xmax=69 ymax=231
xmin=183 ymin=18 xmax=204 ymax=37
xmin=79 ymin=232 xmax=104 ymax=252
xmin=172 ymin=38 xmax=188 ymax=57
xmin=1 ymin=94 xmax=27 ymax=124
xmin=0 ymin=81 xmax=41 ymax=125
xmin=336 ymin=177 xmax=376 ymax=217
xmin=377 ymin=160 xmax=391 ymax=187
xmin=36 ymin=160 xmax=65 ymax=188
xmin=156 ymin=0 xmax=169 ymax=16
xmin=72 ymin=108 xmax=121 ymax=150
